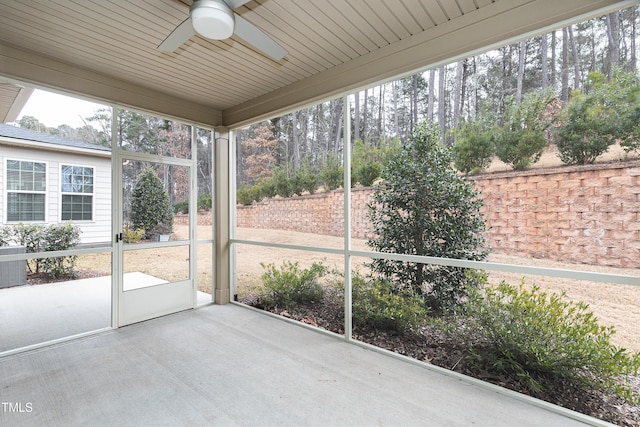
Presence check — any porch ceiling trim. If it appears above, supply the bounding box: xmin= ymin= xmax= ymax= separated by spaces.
xmin=0 ymin=43 xmax=223 ymax=127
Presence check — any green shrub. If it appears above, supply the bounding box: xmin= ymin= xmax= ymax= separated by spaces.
xmin=291 ymin=163 xmax=318 ymax=196
xmin=368 ymin=122 xmax=488 ymax=314
xmin=494 ymin=129 xmax=546 ymax=171
xmin=353 ymin=161 xmax=381 ymax=187
xmin=451 ymin=119 xmax=494 ymax=175
xmin=197 ymin=194 xmax=212 ymax=211
xmin=237 ymin=185 xmax=258 ymax=205
xmin=40 ymin=224 xmax=81 ymax=278
xmin=272 ymin=166 xmax=294 ymax=198
xmin=619 ymin=103 xmax=640 ymax=153
xmin=352 ymin=273 xmax=428 ymax=334
xmin=123 ymin=226 xmax=145 ymax=243
xmin=320 ymin=156 xmax=343 ymax=191
xmin=0 ymin=226 xmax=12 ymax=246
xmin=9 ymin=223 xmax=46 ymax=274
xmin=290 ymin=169 xmax=306 ymax=196
xmin=174 ymin=200 xmax=189 ymax=214
xmin=130 ymin=167 xmax=174 ymax=238
xmin=555 ymin=91 xmax=613 ymax=165
xmin=174 ymin=195 xmax=212 ymax=213
xmin=461 ymin=281 xmax=640 ymax=403
xmin=554 ymin=72 xmax=634 ymax=165
xmin=494 ymin=90 xmax=555 ymax=171
xmin=556 ymin=93 xmax=615 ymax=165
xmin=257 ymin=177 xmax=277 ymax=199
xmin=301 ymin=169 xmax=319 ymax=195
xmin=351 ymin=139 xmax=394 ymax=187
xmin=9 ymin=223 xmax=44 ymax=254
xmin=237 ymin=178 xmax=281 ymax=205
xmin=259 ymin=261 xmax=326 ymax=310
xmin=5 ymin=223 xmax=80 ymax=278
xmin=602 ymin=70 xmax=640 ymax=154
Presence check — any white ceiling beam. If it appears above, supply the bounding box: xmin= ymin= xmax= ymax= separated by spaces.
xmin=0 ymin=43 xmax=223 ymax=127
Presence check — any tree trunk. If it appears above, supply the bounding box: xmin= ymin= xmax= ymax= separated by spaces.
xmin=561 ymin=27 xmax=569 ymax=102
xmin=516 ymin=40 xmax=526 ymax=104
xmin=453 ymin=60 xmax=464 ymax=127
xmin=472 ymin=57 xmax=479 ymax=119
xmin=461 ymin=59 xmax=468 ymax=119
xmin=316 ymin=103 xmax=324 ymax=163
xmin=235 ymin=131 xmax=244 ymax=186
xmin=378 ymin=84 xmax=384 ymax=143
xmin=411 ymin=74 xmax=419 ymax=133
xmin=292 ymin=111 xmax=300 ymax=172
xmin=497 ymin=46 xmax=511 ymax=123
xmin=354 ymin=91 xmax=360 ymax=141
xmin=605 ymin=11 xmax=621 ymax=79
xmin=590 ymin=24 xmax=597 ymax=75
xmin=299 ymin=110 xmax=308 ymax=167
xmin=333 ymin=100 xmax=343 ymax=156
xmin=393 ymin=81 xmax=399 ymax=137
xmin=438 ymin=66 xmax=446 ymax=143
xmin=428 ymin=69 xmax=436 ymax=122
xmin=541 ymin=33 xmax=549 ymax=89
xmin=362 ymin=88 xmax=368 ymax=142
xmin=632 ymin=9 xmax=637 ymax=72
xmin=551 ymin=30 xmax=557 ymax=87
xmin=568 ymin=25 xmax=581 ymax=90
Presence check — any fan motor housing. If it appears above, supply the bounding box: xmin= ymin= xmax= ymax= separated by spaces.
xmin=191 ymin=0 xmax=235 ymax=40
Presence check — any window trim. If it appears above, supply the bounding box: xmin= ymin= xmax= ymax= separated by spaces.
xmin=59 ymin=163 xmax=95 ymax=222
xmin=5 ymin=158 xmax=48 ymax=223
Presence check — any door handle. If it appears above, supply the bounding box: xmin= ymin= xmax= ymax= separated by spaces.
xmin=115 ymin=232 xmax=124 ymax=243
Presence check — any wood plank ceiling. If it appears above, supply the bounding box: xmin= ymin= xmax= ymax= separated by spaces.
xmin=0 ymin=0 xmax=634 ymax=127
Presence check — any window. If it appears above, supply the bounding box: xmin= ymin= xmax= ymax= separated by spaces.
xmin=6 ymin=160 xmax=47 ymax=222
xmin=61 ymin=165 xmax=94 ymax=221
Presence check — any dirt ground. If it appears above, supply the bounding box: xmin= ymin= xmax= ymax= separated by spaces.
xmin=485 ymin=141 xmax=638 ymax=173
xmin=75 ymin=228 xmax=213 ymax=293
xmin=76 ymin=225 xmax=639 ymax=352
xmin=232 ymin=227 xmax=640 ymax=352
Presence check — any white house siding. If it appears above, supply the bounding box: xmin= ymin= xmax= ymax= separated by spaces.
xmin=0 ymin=144 xmax=111 ymax=244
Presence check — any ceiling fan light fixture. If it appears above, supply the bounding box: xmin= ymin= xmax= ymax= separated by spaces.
xmin=191 ymin=0 xmax=235 ymax=40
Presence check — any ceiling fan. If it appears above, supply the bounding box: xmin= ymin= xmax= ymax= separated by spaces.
xmin=159 ymin=0 xmax=287 ymax=61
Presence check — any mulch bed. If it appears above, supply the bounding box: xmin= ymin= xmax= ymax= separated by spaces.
xmin=241 ymin=291 xmax=640 ymax=427
xmin=25 ymin=269 xmax=105 ymax=285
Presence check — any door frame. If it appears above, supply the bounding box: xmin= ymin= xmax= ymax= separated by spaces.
xmin=110 ymin=113 xmax=198 ymax=327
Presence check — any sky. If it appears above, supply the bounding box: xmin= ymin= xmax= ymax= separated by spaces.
xmin=16 ymin=89 xmax=107 ymax=129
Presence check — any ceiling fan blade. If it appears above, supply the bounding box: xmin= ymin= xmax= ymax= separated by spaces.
xmin=224 ymin=0 xmax=251 ymax=9
xmin=158 ymin=16 xmax=196 ymax=51
xmin=233 ymin=14 xmax=287 ymax=61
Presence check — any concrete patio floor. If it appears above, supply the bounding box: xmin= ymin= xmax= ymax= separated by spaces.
xmin=0 ymin=273 xmax=211 ymax=352
xmin=0 ymin=303 xmax=606 ymax=426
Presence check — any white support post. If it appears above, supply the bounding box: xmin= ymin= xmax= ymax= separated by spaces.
xmin=214 ymin=127 xmax=231 ymax=304
xmin=190 ymin=125 xmax=199 ymax=306
xmin=343 ymin=94 xmax=353 ymax=341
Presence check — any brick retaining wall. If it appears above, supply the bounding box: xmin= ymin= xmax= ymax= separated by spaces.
xmin=174 ymin=211 xmax=212 ymax=226
xmin=233 ymin=160 xmax=640 ymax=268
xmin=235 ymin=187 xmax=373 ymax=239
xmin=473 ymin=161 xmax=640 ymax=268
